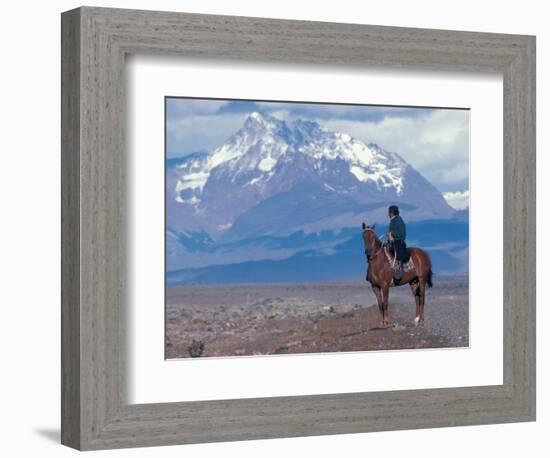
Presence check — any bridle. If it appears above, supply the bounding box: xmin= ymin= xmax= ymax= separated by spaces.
xmin=363 ymin=227 xmax=385 ymax=259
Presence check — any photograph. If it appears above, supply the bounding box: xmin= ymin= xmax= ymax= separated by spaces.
xmin=164 ymin=98 xmax=470 ymax=358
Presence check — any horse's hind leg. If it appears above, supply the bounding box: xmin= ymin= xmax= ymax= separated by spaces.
xmin=415 ymin=279 xmax=427 ymax=325
xmin=410 ymin=281 xmax=421 ymax=323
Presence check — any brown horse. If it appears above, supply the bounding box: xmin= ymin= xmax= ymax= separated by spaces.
xmin=362 ymin=222 xmax=433 ymax=327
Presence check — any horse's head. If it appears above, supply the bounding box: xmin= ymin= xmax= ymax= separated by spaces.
xmin=362 ymin=222 xmax=380 ymax=259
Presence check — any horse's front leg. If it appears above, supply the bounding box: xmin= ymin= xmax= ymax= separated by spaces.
xmin=382 ymin=284 xmax=390 ymax=326
xmin=372 ymin=285 xmax=384 ymax=324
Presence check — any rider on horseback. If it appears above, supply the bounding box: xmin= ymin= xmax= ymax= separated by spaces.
xmin=386 ymin=205 xmax=408 ymax=280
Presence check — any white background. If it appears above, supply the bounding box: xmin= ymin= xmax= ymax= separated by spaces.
xmin=129 ymin=58 xmax=503 ymax=403
xmin=0 ymin=1 xmax=546 ymax=457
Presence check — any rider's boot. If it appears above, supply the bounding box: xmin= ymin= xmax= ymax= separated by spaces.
xmin=394 ymin=261 xmax=404 ymax=282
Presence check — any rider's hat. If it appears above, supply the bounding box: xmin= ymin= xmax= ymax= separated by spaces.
xmin=388 ymin=205 xmax=399 ymax=215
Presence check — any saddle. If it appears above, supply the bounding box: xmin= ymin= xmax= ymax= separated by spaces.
xmin=383 ymin=244 xmax=415 ymax=273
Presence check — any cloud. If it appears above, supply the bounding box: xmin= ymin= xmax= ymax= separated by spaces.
xmin=322 ymin=109 xmax=469 ymax=191
xmin=218 ymin=100 xmax=263 ymax=114
xmin=443 ymin=190 xmax=470 ymax=210
xmin=166 ymin=99 xmax=246 ymax=156
xmin=167 ymin=112 xmax=248 ymax=157
xmin=255 ymin=101 xmax=434 ymax=123
xmin=166 ymin=98 xmax=229 ymax=117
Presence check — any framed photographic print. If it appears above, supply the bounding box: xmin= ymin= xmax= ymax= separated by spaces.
xmin=163 ymin=97 xmax=470 ymax=359
xmin=61 ymin=6 xmax=535 ymax=450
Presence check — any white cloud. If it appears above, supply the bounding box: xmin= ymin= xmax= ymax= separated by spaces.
xmin=167 ymin=113 xmax=247 ymax=156
xmin=266 ymin=109 xmax=292 ymax=120
xmin=443 ymin=190 xmax=470 ymax=210
xmin=167 ymin=99 xmax=229 ymax=116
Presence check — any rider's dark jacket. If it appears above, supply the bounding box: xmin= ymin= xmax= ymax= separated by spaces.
xmin=389 ymin=215 xmax=406 ymax=241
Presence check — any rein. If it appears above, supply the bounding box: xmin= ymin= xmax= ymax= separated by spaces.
xmin=363 ymin=228 xmax=385 ymax=259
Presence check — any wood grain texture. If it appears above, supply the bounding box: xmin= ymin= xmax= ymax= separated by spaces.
xmin=60 ymin=7 xmax=81 ymax=450
xmin=60 ymin=6 xmax=536 ymax=450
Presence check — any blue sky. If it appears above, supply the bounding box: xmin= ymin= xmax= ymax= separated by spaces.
xmin=166 ymin=98 xmax=470 ymax=193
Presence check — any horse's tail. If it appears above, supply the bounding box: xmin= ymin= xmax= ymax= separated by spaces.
xmin=426 ymin=268 xmax=433 ymax=288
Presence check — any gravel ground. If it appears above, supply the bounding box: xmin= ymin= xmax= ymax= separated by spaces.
xmin=165 ymin=275 xmax=469 ymax=358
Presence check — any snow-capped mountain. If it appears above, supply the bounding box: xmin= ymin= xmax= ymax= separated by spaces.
xmin=167 ymin=111 xmax=454 ymax=240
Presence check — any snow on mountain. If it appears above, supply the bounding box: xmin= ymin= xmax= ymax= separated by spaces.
xmin=173 ymin=112 xmax=406 ymax=205
xmin=173 ymin=113 xmax=288 ymax=202
xmin=167 ymin=111 xmax=454 ymax=239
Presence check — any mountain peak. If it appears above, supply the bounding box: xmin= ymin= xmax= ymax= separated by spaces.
xmin=248 ymin=111 xmax=268 ymax=121
xmin=243 ymin=111 xmax=281 ymax=128
xmin=292 ymin=118 xmax=322 ymax=136
xmin=169 ymin=112 xmax=454 ymax=232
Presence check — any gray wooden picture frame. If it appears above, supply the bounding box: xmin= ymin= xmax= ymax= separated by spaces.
xmin=61 ymin=6 xmax=536 ymax=451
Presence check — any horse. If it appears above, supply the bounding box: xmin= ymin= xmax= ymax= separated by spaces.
xmin=362 ymin=222 xmax=433 ymax=327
